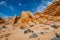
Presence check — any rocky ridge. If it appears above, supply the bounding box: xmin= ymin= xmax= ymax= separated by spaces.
xmin=0 ymin=0 xmax=60 ymax=40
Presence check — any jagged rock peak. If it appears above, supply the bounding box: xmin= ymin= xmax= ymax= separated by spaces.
xmin=12 ymin=15 xmax=19 ymax=24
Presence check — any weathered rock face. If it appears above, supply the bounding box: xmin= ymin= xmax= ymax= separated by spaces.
xmin=35 ymin=12 xmax=41 ymax=18
xmin=17 ymin=11 xmax=36 ymax=28
xmin=7 ymin=16 xmax=19 ymax=25
xmin=0 ymin=0 xmax=60 ymax=40
xmin=7 ymin=16 xmax=12 ymax=24
xmin=44 ymin=1 xmax=60 ymax=16
xmin=12 ymin=15 xmax=19 ymax=24
xmin=20 ymin=11 xmax=36 ymax=20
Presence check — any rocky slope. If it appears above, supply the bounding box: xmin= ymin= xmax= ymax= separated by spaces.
xmin=0 ymin=0 xmax=60 ymax=40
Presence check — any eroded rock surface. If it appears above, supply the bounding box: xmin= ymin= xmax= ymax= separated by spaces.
xmin=0 ymin=0 xmax=60 ymax=40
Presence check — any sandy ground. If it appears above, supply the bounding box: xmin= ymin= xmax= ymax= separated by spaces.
xmin=0 ymin=21 xmax=60 ymax=40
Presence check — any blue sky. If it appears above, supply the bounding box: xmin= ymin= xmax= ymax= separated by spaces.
xmin=0 ymin=0 xmax=54 ymax=18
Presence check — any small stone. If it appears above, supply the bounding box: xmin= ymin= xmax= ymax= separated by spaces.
xmin=39 ymin=30 xmax=45 ymax=34
xmin=5 ymin=37 xmax=8 ymax=40
xmin=51 ymin=38 xmax=58 ymax=40
xmin=51 ymin=33 xmax=60 ymax=40
xmin=52 ymin=37 xmax=60 ymax=40
xmin=56 ymin=33 xmax=60 ymax=38
xmin=5 ymin=33 xmax=11 ymax=37
xmin=29 ymin=33 xmax=37 ymax=38
xmin=51 ymin=24 xmax=59 ymax=29
xmin=24 ymin=29 xmax=33 ymax=34
xmin=30 ymin=25 xmax=34 ymax=27
xmin=20 ymin=26 xmax=24 ymax=29
xmin=57 ymin=37 xmax=60 ymax=40
xmin=51 ymin=37 xmax=58 ymax=40
xmin=2 ymin=26 xmax=7 ymax=28
xmin=40 ymin=31 xmax=44 ymax=34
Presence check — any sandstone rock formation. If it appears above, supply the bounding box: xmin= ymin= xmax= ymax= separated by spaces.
xmin=7 ymin=15 xmax=19 ymax=25
xmin=12 ymin=15 xmax=19 ymax=24
xmin=0 ymin=0 xmax=60 ymax=40
xmin=44 ymin=0 xmax=60 ymax=16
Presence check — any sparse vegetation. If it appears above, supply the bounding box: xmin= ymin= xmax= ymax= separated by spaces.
xmin=29 ymin=33 xmax=37 ymax=38
xmin=24 ymin=29 xmax=33 ymax=34
xmin=51 ymin=24 xmax=59 ymax=29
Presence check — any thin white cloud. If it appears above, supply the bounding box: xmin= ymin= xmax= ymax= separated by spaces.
xmin=35 ymin=0 xmax=54 ymax=12
xmin=47 ymin=1 xmax=54 ymax=6
xmin=36 ymin=5 xmax=46 ymax=12
xmin=0 ymin=1 xmax=14 ymax=11
xmin=0 ymin=1 xmax=5 ymax=5
xmin=48 ymin=0 xmax=54 ymax=5
xmin=9 ymin=5 xmax=14 ymax=11
xmin=18 ymin=3 xmax=22 ymax=6
xmin=32 ymin=9 xmax=34 ymax=10
xmin=0 ymin=1 xmax=7 ymax=7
